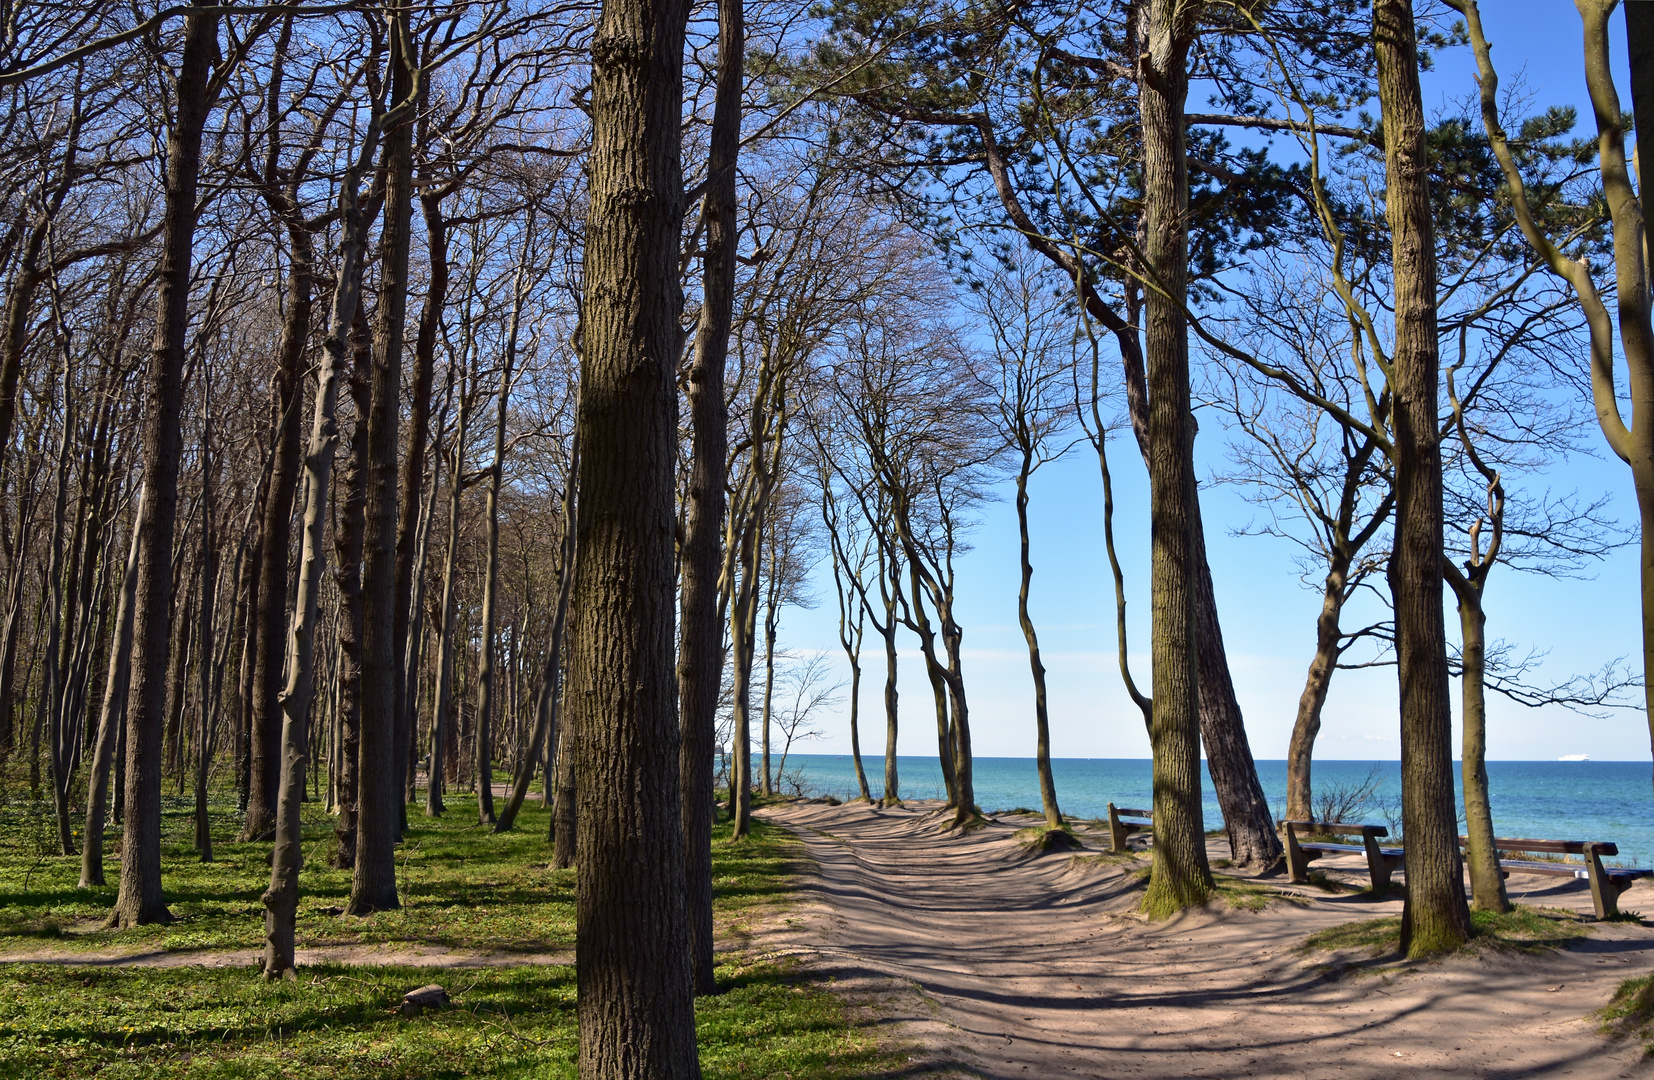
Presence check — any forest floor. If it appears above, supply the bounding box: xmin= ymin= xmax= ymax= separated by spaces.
xmin=759 ymin=798 xmax=1654 ymax=1079
xmin=0 ymin=789 xmax=901 ymax=1078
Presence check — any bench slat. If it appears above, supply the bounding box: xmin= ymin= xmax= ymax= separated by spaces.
xmin=1459 ymin=836 xmax=1620 ymax=857
xmin=1280 ymin=820 xmax=1388 ymax=837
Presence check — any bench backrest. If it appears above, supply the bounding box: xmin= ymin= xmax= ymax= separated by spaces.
xmin=1111 ymin=807 xmax=1151 ymax=819
xmin=1458 ymin=836 xmax=1618 ymax=858
xmin=1280 ymin=820 xmax=1388 ymax=839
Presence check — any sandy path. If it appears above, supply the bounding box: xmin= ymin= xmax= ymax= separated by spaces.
xmin=761 ymin=800 xmax=1654 ymax=1079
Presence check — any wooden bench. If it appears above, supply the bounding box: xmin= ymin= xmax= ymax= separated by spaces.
xmin=1106 ymin=803 xmax=1152 ymax=854
xmin=1281 ymin=820 xmax=1404 ymax=891
xmin=1466 ymin=837 xmax=1653 ymax=920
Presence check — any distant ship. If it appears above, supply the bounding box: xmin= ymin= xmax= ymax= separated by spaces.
xmin=1558 ymin=754 xmax=1590 ymax=762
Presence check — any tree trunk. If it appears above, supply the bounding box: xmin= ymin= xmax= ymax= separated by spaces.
xmin=572 ymin=0 xmax=700 ymax=1063
xmin=331 ymin=308 xmax=372 ymax=868
xmin=474 ymin=238 xmax=528 ymax=827
xmin=81 ymin=487 xmax=144 ymax=888
xmin=265 ymin=108 xmax=382 ymax=972
xmin=394 ymin=188 xmax=450 ymax=837
xmin=676 ymin=0 xmax=739 ymax=1000
xmin=497 ymin=457 xmax=575 ymax=833
xmin=1375 ymin=0 xmax=1471 ymax=956
xmin=1451 ymin=580 xmax=1508 ymax=912
xmin=109 ymin=0 xmax=218 ymax=928
xmin=878 ymin=547 xmax=900 ymax=806
xmin=1015 ymin=464 xmax=1062 ymax=829
xmin=244 ymin=226 xmax=313 ymax=843
xmin=426 ymin=382 xmax=468 ymax=818
xmin=1285 ymin=562 xmax=1350 ymax=822
xmin=1138 ymin=0 xmax=1214 ymax=918
xmin=904 ymin=562 xmax=957 ymax=809
xmin=759 ymin=530 xmax=780 ymax=795
xmin=551 ymin=697 xmax=577 ymax=866
xmin=349 ymin=23 xmax=415 ymax=913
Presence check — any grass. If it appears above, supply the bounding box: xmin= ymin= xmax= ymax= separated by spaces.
xmin=1601 ymin=973 xmax=1654 ymax=1051
xmin=1298 ymin=904 xmax=1591 ymax=958
xmin=0 ymin=788 xmax=901 ymax=1077
xmin=1013 ymin=825 xmax=1081 ymax=853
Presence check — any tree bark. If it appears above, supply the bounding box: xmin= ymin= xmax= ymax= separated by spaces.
xmin=1138 ymin=0 xmax=1214 ymax=918
xmin=1450 ymin=579 xmax=1508 ymax=912
xmin=497 ymin=454 xmax=575 ymax=833
xmin=243 ymin=223 xmax=313 ymax=843
xmin=331 ymin=308 xmax=372 ymax=868
xmin=394 ymin=187 xmax=451 ymax=836
xmin=1374 ymin=0 xmax=1471 ymax=956
xmin=349 ymin=14 xmax=416 ymax=915
xmin=677 ymin=0 xmax=740 ymax=998
xmin=426 ymin=377 xmax=469 ymax=818
xmin=110 ymin=0 xmax=219 ymax=927
xmin=81 ymin=487 xmax=144 ymax=887
xmin=571 ymin=0 xmax=700 ymax=1064
xmin=1285 ymin=562 xmax=1349 ymax=822
xmin=475 ymin=268 xmax=525 ymax=826
xmin=1015 ymin=462 xmax=1062 ymax=829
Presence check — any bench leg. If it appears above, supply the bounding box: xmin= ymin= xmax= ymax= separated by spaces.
xmin=1286 ymin=828 xmax=1309 ymax=884
xmin=1108 ymin=805 xmax=1127 ymax=855
xmin=1362 ymin=836 xmax=1393 ymax=892
xmin=1586 ymin=845 xmax=1626 ymax=920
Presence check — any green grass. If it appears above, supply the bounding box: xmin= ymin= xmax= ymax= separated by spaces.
xmin=0 ymin=956 xmax=892 ymax=1078
xmin=0 ymin=789 xmax=900 ymax=1077
xmin=1299 ymin=904 xmax=1591 ymax=958
xmin=0 ymin=793 xmax=577 ymax=954
xmin=1600 ymin=973 xmax=1654 ymax=1051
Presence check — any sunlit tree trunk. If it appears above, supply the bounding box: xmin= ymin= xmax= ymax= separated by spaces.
xmin=1375 ymin=0 xmax=1470 ymax=956
xmin=570 ymin=0 xmax=700 ymax=1061
xmin=1138 ymin=0 xmax=1213 ymax=918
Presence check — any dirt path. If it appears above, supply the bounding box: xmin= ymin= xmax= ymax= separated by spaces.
xmin=760 ymin=800 xmax=1654 ymax=1079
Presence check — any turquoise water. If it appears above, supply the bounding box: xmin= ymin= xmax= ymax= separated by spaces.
xmin=772 ymin=755 xmax=1654 ymax=865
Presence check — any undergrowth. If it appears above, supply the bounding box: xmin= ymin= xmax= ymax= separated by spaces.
xmin=1298 ymin=904 xmax=1590 ymax=958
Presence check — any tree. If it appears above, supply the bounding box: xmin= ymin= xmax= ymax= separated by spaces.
xmin=1373 ymin=0 xmax=1470 ymax=956
xmin=567 ymin=0 xmax=700 ymax=1067
xmin=1451 ymin=0 xmax=1654 ymax=799
xmin=971 ymin=252 xmax=1078 ymax=832
xmin=109 ymin=0 xmax=222 ymax=929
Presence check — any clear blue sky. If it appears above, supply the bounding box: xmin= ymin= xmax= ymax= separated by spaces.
xmin=776 ymin=1 xmax=1649 ymax=764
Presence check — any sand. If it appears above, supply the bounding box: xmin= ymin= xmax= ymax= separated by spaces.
xmin=759 ymin=799 xmax=1654 ymax=1079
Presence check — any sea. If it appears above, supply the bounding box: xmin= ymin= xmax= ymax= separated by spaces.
xmin=772 ymin=755 xmax=1654 ymax=866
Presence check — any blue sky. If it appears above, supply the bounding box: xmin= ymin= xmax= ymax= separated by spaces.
xmin=774 ymin=1 xmax=1650 ymax=764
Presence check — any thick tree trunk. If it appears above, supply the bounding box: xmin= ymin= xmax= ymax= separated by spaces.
xmin=1015 ymin=465 xmax=1061 ymax=829
xmin=349 ymin=20 xmax=415 ymax=914
xmin=571 ymin=0 xmax=699 ymax=1064
xmin=81 ymin=487 xmax=144 ymax=888
xmin=677 ymin=0 xmax=739 ymax=1000
xmin=1138 ymin=0 xmax=1214 ymax=918
xmin=110 ymin=0 xmax=219 ymax=928
xmin=1375 ymin=0 xmax=1471 ymax=956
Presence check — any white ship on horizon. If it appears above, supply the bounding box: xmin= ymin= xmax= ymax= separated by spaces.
xmin=1558 ymin=754 xmax=1590 ymax=762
